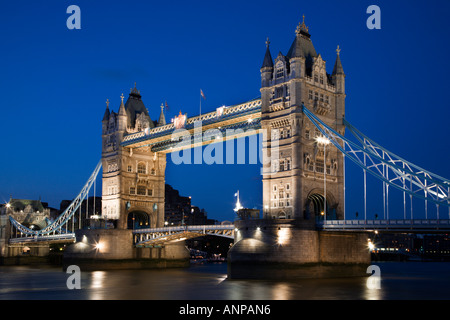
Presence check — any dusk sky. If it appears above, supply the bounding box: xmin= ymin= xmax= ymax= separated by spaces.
xmin=1 ymin=0 xmax=449 ymax=222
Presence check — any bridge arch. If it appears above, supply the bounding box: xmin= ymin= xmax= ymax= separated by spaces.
xmin=305 ymin=189 xmax=337 ymax=221
xmin=127 ymin=210 xmax=151 ymax=230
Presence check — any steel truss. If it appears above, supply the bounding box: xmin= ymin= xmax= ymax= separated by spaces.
xmin=302 ymin=105 xmax=450 ymax=220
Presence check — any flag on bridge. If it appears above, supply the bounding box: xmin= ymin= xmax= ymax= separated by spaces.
xmin=200 ymin=89 xmax=206 ymax=100
xmin=165 ymin=100 xmax=169 ymax=111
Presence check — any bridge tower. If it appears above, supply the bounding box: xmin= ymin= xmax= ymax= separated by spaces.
xmin=101 ymin=85 xmax=166 ymax=230
xmin=228 ymin=17 xmax=369 ymax=279
xmin=261 ymin=16 xmax=346 ymax=222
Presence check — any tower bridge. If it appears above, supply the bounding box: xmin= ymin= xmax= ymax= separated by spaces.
xmin=3 ymin=16 xmax=450 ymax=278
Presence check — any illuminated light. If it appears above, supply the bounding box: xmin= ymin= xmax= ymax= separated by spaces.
xmin=234 ymin=191 xmax=243 ymax=212
xmin=264 ymin=205 xmax=269 ymax=210
xmin=247 ymin=118 xmax=253 ymax=123
xmin=277 ymin=228 xmax=290 ymax=245
xmin=5 ymin=203 xmax=11 ymax=208
xmin=234 ymin=228 xmax=238 ymax=232
xmin=256 ymin=227 xmax=260 ymax=231
xmin=368 ymin=240 xmax=375 ymax=251
xmin=95 ymin=242 xmax=105 ymax=251
xmin=316 ymin=136 xmax=330 ymax=145
xmin=320 ymin=211 xmax=324 ymax=216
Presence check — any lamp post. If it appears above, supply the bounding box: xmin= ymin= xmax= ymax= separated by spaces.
xmin=316 ymin=136 xmax=330 ymax=221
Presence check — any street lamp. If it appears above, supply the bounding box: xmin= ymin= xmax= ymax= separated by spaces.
xmin=316 ymin=135 xmax=330 ymax=221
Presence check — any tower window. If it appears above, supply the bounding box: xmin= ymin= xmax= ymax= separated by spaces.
xmin=275 ymin=87 xmax=284 ymax=98
xmin=315 ymin=160 xmax=324 ymax=173
xmin=276 ymin=67 xmax=284 ymax=79
xmin=309 ymin=90 xmax=313 ymax=100
xmin=286 ymin=158 xmax=292 ymax=170
xmin=286 ymin=127 xmax=291 ymax=138
xmin=150 ymin=168 xmax=156 ymax=175
xmin=137 ymin=163 xmax=146 ymax=174
xmin=137 ymin=186 xmax=147 ymax=195
xmin=127 ymin=165 xmax=132 ymax=172
xmin=129 ymin=187 xmax=136 ymax=195
xmin=148 ymin=189 xmax=153 ymax=196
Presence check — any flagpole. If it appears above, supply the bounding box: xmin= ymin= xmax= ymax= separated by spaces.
xmin=200 ymin=90 xmax=202 ymax=116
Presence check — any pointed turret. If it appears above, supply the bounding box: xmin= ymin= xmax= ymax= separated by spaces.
xmin=102 ymin=99 xmax=110 ymax=121
xmin=261 ymin=37 xmax=274 ymax=89
xmin=261 ymin=37 xmax=273 ymax=69
xmin=332 ymin=45 xmax=345 ymax=96
xmin=118 ymin=93 xmax=126 ymax=116
xmin=158 ymin=103 xmax=166 ymax=126
xmin=332 ymin=45 xmax=345 ymax=76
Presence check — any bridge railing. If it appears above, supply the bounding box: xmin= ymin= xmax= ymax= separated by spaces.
xmin=132 ymin=224 xmax=235 ymax=234
xmin=318 ymin=219 xmax=450 ymax=231
xmin=8 ymin=233 xmax=75 ymax=243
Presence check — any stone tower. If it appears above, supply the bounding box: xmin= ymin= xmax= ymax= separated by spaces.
xmin=260 ymin=16 xmax=346 ymax=222
xmin=101 ymin=85 xmax=166 ymax=229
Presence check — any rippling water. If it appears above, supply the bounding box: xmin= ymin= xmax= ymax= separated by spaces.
xmin=1 ymin=262 xmax=450 ymax=300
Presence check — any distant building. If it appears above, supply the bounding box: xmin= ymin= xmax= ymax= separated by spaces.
xmin=370 ymin=232 xmax=450 ymax=261
xmin=164 ymin=184 xmax=215 ymax=226
xmin=0 ymin=197 xmax=54 ymax=231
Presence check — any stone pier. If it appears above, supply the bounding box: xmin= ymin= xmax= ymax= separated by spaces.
xmin=227 ymin=219 xmax=371 ymax=279
xmin=62 ymin=229 xmax=190 ymax=271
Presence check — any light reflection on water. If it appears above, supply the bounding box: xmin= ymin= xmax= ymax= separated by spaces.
xmin=0 ymin=262 xmax=450 ymax=300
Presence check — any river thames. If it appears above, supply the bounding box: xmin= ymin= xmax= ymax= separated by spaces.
xmin=1 ymin=261 xmax=450 ymax=300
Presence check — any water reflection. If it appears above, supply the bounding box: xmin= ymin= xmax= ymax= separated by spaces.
xmin=271 ymin=283 xmax=291 ymax=300
xmin=363 ymin=284 xmax=382 ymax=300
xmin=89 ymin=271 xmax=106 ymax=300
xmin=1 ymin=262 xmax=449 ymax=300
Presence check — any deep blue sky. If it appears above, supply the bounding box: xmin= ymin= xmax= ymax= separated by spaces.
xmin=1 ymin=0 xmax=449 ymax=222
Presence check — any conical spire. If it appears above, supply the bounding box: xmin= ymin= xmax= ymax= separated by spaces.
xmin=158 ymin=103 xmax=166 ymax=126
xmin=102 ymin=99 xmax=110 ymax=121
xmin=118 ymin=93 xmax=127 ymax=116
xmin=261 ymin=37 xmax=273 ymax=69
xmin=332 ymin=45 xmax=345 ymax=75
xmin=286 ymin=15 xmax=316 ymax=60
xmin=288 ymin=34 xmax=305 ymax=59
